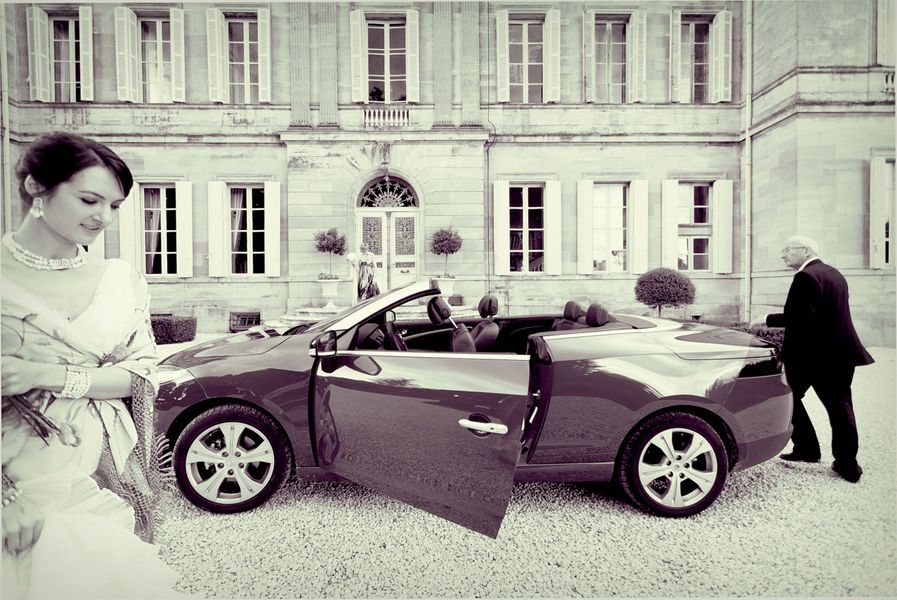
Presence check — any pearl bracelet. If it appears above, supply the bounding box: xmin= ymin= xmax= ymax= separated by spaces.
xmin=2 ymin=472 xmax=20 ymax=506
xmin=59 ymin=365 xmax=91 ymax=399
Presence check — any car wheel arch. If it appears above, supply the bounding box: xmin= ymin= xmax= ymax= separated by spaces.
xmin=612 ymin=404 xmax=740 ymax=476
xmin=165 ymin=397 xmax=297 ymax=478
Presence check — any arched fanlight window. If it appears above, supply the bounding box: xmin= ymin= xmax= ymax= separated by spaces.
xmin=358 ymin=175 xmax=418 ymax=208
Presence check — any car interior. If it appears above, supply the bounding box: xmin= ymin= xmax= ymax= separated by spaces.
xmin=347 ymin=292 xmax=636 ymax=355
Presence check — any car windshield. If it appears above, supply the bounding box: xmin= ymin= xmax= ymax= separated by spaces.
xmin=304 ymin=280 xmax=424 ymax=334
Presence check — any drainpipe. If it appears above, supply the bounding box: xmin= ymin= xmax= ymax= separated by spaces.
xmin=0 ymin=7 xmax=11 ymax=234
xmin=740 ymin=0 xmax=754 ymax=323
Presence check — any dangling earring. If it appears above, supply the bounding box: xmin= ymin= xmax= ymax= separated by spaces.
xmin=30 ymin=198 xmax=44 ymax=219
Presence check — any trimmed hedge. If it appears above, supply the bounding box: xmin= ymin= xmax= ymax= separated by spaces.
xmin=151 ymin=315 xmax=197 ymax=345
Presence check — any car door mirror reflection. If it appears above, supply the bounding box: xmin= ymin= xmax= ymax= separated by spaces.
xmin=310 ymin=331 xmax=338 ymax=358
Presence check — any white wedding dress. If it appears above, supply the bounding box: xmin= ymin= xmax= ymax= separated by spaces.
xmin=2 ymin=259 xmax=183 ymax=599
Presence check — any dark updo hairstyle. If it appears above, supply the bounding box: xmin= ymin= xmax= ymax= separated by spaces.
xmin=16 ymin=132 xmax=134 ymax=207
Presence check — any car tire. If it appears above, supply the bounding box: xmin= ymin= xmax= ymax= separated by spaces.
xmin=617 ymin=411 xmax=729 ymax=517
xmin=173 ymin=404 xmax=290 ymax=513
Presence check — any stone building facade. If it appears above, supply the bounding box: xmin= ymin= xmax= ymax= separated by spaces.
xmin=1 ymin=1 xmax=894 ymax=344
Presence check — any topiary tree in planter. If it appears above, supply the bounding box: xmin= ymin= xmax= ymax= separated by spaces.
xmin=430 ymin=226 xmax=463 ymax=278
xmin=635 ymin=267 xmax=696 ymax=317
xmin=314 ymin=228 xmax=347 ymax=279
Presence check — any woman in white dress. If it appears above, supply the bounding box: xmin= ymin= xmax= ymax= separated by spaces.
xmin=1 ymin=132 xmax=181 ymax=598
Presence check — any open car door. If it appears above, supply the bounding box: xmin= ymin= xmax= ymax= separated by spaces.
xmin=311 ymin=345 xmax=532 ymax=538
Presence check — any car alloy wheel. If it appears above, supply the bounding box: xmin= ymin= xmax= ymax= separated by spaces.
xmin=617 ymin=411 xmax=728 ymax=517
xmin=173 ymin=404 xmax=290 ymax=513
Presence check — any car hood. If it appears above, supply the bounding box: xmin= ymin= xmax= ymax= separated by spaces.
xmin=159 ymin=326 xmax=299 ymax=369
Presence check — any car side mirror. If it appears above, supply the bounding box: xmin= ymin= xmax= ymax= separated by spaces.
xmin=385 ymin=310 xmax=396 ymax=323
xmin=309 ymin=331 xmax=338 ymax=358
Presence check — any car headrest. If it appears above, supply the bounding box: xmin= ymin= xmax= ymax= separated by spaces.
xmin=563 ymin=301 xmax=584 ymax=321
xmin=427 ymin=296 xmax=452 ymax=325
xmin=586 ymin=303 xmax=610 ymax=327
xmin=477 ymin=294 xmax=499 ymax=318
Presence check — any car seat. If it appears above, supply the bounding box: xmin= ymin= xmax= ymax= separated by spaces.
xmin=427 ymin=296 xmax=476 ymax=353
xmin=585 ymin=303 xmax=611 ymax=327
xmin=469 ymin=294 xmax=500 ymax=351
xmin=550 ymin=301 xmax=588 ymax=331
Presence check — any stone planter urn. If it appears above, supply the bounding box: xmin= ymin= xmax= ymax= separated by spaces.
xmin=436 ymin=277 xmax=455 ymax=297
xmin=319 ymin=278 xmax=340 ymax=308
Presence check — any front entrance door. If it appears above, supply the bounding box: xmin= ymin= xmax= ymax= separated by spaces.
xmin=357 ymin=211 xmax=418 ymax=293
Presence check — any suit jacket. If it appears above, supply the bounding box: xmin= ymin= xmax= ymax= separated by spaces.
xmin=766 ymin=259 xmax=873 ymax=371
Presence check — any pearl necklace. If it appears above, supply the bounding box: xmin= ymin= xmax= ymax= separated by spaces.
xmin=2 ymin=233 xmax=86 ymax=270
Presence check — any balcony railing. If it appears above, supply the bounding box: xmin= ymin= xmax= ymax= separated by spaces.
xmin=363 ymin=106 xmax=411 ymax=128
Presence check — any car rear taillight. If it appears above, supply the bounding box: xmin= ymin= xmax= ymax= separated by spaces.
xmin=738 ymin=354 xmax=783 ymax=378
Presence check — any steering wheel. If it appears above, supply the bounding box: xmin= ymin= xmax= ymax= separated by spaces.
xmin=382 ymin=320 xmax=408 ymax=351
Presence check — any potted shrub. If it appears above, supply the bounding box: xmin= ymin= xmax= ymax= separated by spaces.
xmin=634 ymin=267 xmax=695 ymax=317
xmin=314 ymin=228 xmax=347 ymax=307
xmin=430 ymin=226 xmax=462 ymax=296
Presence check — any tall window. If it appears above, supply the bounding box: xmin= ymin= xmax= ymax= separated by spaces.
xmin=681 ymin=20 xmax=710 ymax=104
xmin=227 ymin=18 xmax=259 ymax=104
xmin=140 ymin=19 xmax=172 ymax=102
xmin=368 ymin=21 xmax=406 ymax=102
xmin=52 ymin=17 xmax=81 ymax=102
xmin=595 ymin=20 xmax=626 ymax=103
xmin=678 ymin=184 xmax=711 ymax=271
xmin=509 ymin=184 xmax=544 ymax=272
xmin=509 ymin=21 xmax=543 ymax=104
xmin=143 ymin=186 xmax=177 ymax=275
xmin=229 ymin=186 xmax=266 ymax=274
xmin=885 ymin=160 xmax=895 ymax=265
xmin=592 ymin=185 xmax=628 ymax=272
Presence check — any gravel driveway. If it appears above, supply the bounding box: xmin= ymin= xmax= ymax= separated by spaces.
xmin=155 ymin=341 xmax=897 ymax=598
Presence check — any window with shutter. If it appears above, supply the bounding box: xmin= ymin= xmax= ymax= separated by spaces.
xmin=207 ymin=9 xmax=271 ymax=104
xmin=666 ymin=180 xmax=733 ymax=272
xmin=576 ymin=180 xmax=648 ymax=274
xmin=50 ymin=16 xmax=81 ymax=102
xmin=508 ymin=20 xmax=544 ymax=103
xmin=671 ymin=10 xmax=732 ymax=104
xmin=494 ymin=181 xmax=561 ymax=274
xmin=878 ymin=0 xmax=895 ymax=67
xmin=352 ymin=11 xmax=419 ymax=104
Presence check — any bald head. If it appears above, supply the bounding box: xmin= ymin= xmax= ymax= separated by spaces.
xmin=781 ymin=236 xmax=819 ymax=269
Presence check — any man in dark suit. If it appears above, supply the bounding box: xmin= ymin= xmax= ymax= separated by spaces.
xmin=764 ymin=236 xmax=874 ymax=483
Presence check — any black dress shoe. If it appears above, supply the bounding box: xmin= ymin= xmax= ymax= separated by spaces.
xmin=832 ymin=461 xmax=863 ymax=483
xmin=780 ymin=451 xmax=821 ymax=462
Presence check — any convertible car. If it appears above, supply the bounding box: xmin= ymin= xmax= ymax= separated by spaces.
xmin=157 ymin=279 xmax=792 ymax=537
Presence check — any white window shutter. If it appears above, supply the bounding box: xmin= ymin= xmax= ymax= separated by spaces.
xmin=128 ymin=10 xmax=139 ymax=102
xmin=577 ymin=180 xmax=594 ymax=274
xmin=114 ymin=7 xmax=135 ymax=102
xmin=493 ymin=181 xmax=510 ymax=276
xmin=544 ymin=180 xmax=562 ymax=274
xmin=27 ymin=6 xmax=50 ymax=102
xmin=117 ymin=185 xmax=139 ymax=269
xmin=263 ymin=182 xmax=281 ymax=277
xmin=661 ymin=180 xmax=679 ymax=268
xmin=869 ymin=157 xmax=894 ymax=268
xmin=711 ymin=10 xmax=732 ymax=103
xmin=171 ymin=9 xmax=186 ymax=102
xmin=544 ymin=9 xmax=561 ymax=103
xmin=78 ymin=6 xmax=94 ymax=101
xmin=496 ymin=10 xmax=510 ymax=103
xmin=207 ymin=9 xmax=226 ymax=103
xmin=878 ymin=0 xmax=895 ymax=66
xmin=711 ymin=179 xmax=734 ymax=273
xmin=627 ymin=11 xmax=647 ymax=103
xmin=669 ymin=9 xmax=682 ymax=103
xmin=174 ymin=182 xmax=194 ymax=277
xmin=207 ymin=182 xmax=227 ymax=276
xmin=630 ymin=180 xmax=649 ymax=273
xmin=582 ymin=11 xmax=595 ymax=103
xmin=406 ymin=9 xmax=420 ymax=103
xmin=349 ymin=10 xmax=367 ymax=103
xmin=257 ymin=9 xmax=271 ymax=103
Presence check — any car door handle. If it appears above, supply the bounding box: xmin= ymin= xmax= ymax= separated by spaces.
xmin=458 ymin=419 xmax=508 ymax=435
